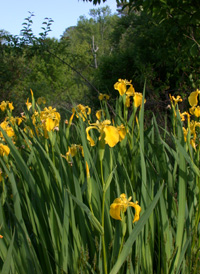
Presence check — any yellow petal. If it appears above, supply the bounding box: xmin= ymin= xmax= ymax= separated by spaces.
xmin=182 ymin=127 xmax=188 ymax=142
xmin=8 ymin=102 xmax=14 ymax=111
xmin=98 ymin=93 xmax=104 ymax=100
xmin=98 ymin=93 xmax=110 ymax=100
xmin=96 ymin=110 xmax=103 ymax=120
xmin=110 ymin=203 xmax=122 ymax=220
xmin=86 ymin=161 xmax=90 ymax=178
xmin=117 ymin=125 xmax=127 ymax=141
xmin=188 ymin=90 xmax=199 ymax=107
xmin=0 ymin=144 xmax=10 ymax=156
xmin=129 ymin=201 xmax=142 ymax=223
xmin=193 ymin=106 xmax=200 ymax=117
xmin=125 ymin=96 xmax=131 ymax=107
xmin=86 ymin=106 xmax=91 ymax=115
xmin=0 ymin=101 xmax=7 ymax=112
xmin=46 ymin=118 xmax=55 ymax=131
xmin=103 ymin=126 xmax=119 ymax=147
xmin=126 ymin=85 xmax=135 ymax=96
xmin=6 ymin=127 xmax=15 ymax=137
xmin=190 ymin=138 xmax=196 ymax=150
xmin=114 ymin=82 xmax=126 ymax=96
xmin=134 ymin=93 xmax=143 ymax=108
xmin=86 ymin=126 xmax=97 ymax=146
xmin=26 ymin=98 xmax=32 ymax=110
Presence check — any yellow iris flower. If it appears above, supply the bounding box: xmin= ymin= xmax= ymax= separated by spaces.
xmin=110 ymin=193 xmax=141 ymax=223
xmin=0 ymin=101 xmax=7 ymax=112
xmin=169 ymin=94 xmax=183 ymax=110
xmin=114 ymin=79 xmax=132 ymax=96
xmin=98 ymin=93 xmax=110 ymax=101
xmin=0 ymin=120 xmax=15 ymax=139
xmin=62 ymin=144 xmax=84 ymax=163
xmin=71 ymin=104 xmax=91 ymax=122
xmin=40 ymin=107 xmax=61 ymax=132
xmin=37 ymin=97 xmax=46 ymax=105
xmin=26 ymin=98 xmax=32 ymax=111
xmin=86 ymin=120 xmax=126 ymax=147
xmin=114 ymin=79 xmax=145 ymax=108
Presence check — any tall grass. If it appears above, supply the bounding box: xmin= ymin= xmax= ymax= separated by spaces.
xmin=0 ymin=82 xmax=199 ymax=273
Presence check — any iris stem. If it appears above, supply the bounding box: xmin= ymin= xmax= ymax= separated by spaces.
xmin=100 ymin=159 xmax=107 ymax=274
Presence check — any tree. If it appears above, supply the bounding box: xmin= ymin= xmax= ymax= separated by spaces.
xmin=92 ymin=0 xmax=200 ymax=106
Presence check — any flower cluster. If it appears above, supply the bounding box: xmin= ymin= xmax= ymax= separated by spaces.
xmin=170 ymin=89 xmax=200 ymax=150
xmin=24 ymin=106 xmax=60 ymax=139
xmin=0 ymin=119 xmax=13 ymax=157
xmin=114 ymin=79 xmax=145 ymax=108
xmin=0 ymin=101 xmax=14 ymax=112
xmin=71 ymin=104 xmax=91 ymax=122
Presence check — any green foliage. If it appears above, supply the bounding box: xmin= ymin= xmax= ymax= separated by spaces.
xmin=94 ymin=7 xmax=200 ymax=99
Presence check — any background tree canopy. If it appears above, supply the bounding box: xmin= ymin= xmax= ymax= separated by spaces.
xmin=0 ymin=0 xmax=200 ymax=120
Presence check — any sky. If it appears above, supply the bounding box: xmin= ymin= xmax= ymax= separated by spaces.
xmin=0 ymin=0 xmax=118 ymax=39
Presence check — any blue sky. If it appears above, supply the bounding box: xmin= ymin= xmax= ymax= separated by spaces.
xmin=0 ymin=0 xmax=118 ymax=39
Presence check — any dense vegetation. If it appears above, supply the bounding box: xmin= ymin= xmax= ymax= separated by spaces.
xmin=1 ymin=1 xmax=200 ymax=117
xmin=0 ymin=0 xmax=200 ymax=273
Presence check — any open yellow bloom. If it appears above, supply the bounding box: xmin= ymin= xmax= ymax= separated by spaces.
xmin=71 ymin=104 xmax=91 ymax=122
xmin=188 ymin=89 xmax=200 ymax=107
xmin=114 ymin=79 xmax=146 ymax=108
xmin=40 ymin=107 xmax=61 ymax=132
xmin=86 ymin=120 xmax=126 ymax=147
xmin=110 ymin=193 xmax=141 ymax=223
xmin=114 ymin=79 xmax=132 ymax=96
xmin=0 ymin=120 xmax=15 ymax=139
xmin=169 ymin=94 xmax=183 ymax=109
xmin=0 ymin=144 xmax=10 ymax=156
xmin=0 ymin=101 xmax=14 ymax=112
xmin=98 ymin=93 xmax=110 ymax=101
xmin=0 ymin=101 xmax=8 ymax=112
xmin=37 ymin=97 xmax=46 ymax=105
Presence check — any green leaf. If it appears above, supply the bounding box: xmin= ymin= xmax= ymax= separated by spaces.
xmin=103 ymin=165 xmax=117 ymax=192
xmin=1 ymin=230 xmax=15 ymax=274
xmin=67 ymin=189 xmax=104 ymax=235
